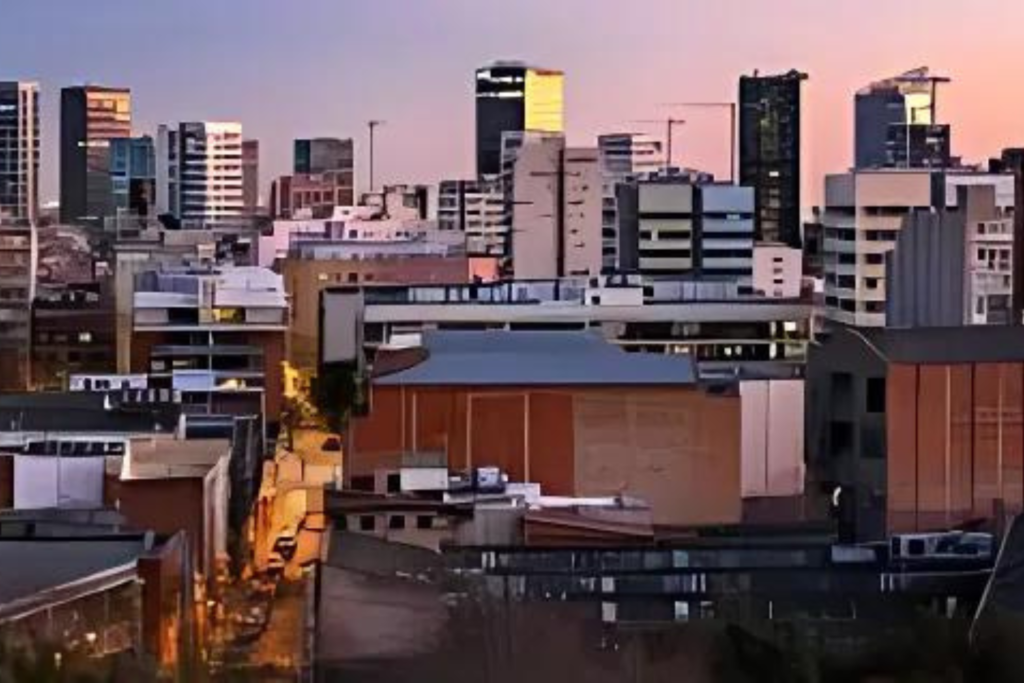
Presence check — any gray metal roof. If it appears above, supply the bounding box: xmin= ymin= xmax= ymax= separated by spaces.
xmin=854 ymin=325 xmax=1024 ymax=364
xmin=375 ymin=331 xmax=696 ymax=387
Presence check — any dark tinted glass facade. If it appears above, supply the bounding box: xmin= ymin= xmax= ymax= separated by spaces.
xmin=739 ymin=70 xmax=806 ymax=248
xmin=60 ymin=86 xmax=131 ymax=225
xmin=294 ymin=138 xmax=354 ymax=175
xmin=476 ymin=65 xmax=527 ymax=177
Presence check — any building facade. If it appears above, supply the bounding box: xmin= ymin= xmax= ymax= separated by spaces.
xmin=598 ymin=133 xmax=664 ymax=270
xmin=616 ymin=178 xmax=755 ymax=285
xmin=60 ymin=85 xmax=132 ymax=225
xmin=855 ymin=68 xmax=951 ymax=170
xmin=156 ymin=122 xmax=245 ymax=223
xmin=823 ymin=169 xmax=1015 ymax=327
xmin=0 ymin=82 xmax=39 ymax=225
xmin=270 ymin=171 xmax=356 ymax=220
xmin=739 ymin=70 xmax=806 ymax=247
xmin=887 ymin=184 xmax=1013 ymax=327
xmin=438 ymin=179 xmax=506 ymax=258
xmin=294 ymin=137 xmax=354 ymax=175
xmin=476 ymin=61 xmax=564 ymax=178
xmin=131 ymin=266 xmax=287 ymax=429
xmin=110 ymin=136 xmax=156 ymax=220
xmin=0 ymin=222 xmax=34 ymax=390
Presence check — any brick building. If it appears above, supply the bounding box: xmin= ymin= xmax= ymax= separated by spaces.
xmin=348 ymin=331 xmax=742 ymax=527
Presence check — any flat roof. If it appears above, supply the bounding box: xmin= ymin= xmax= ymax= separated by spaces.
xmin=124 ymin=438 xmax=229 ymax=479
xmin=376 ymin=331 xmax=696 ymax=387
xmin=860 ymin=325 xmax=1024 ymax=364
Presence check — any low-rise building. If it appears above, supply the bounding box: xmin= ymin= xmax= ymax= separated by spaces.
xmin=807 ymin=325 xmax=1024 ymax=541
xmin=348 ymin=330 xmax=741 ymax=527
xmin=131 ymin=266 xmax=288 ymax=430
xmin=320 ymin=276 xmax=814 ymax=377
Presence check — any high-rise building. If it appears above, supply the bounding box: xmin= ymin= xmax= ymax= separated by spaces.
xmin=294 ymin=137 xmax=354 ymax=176
xmin=0 ymin=221 xmax=34 ymax=390
xmin=0 ymin=82 xmax=39 ymax=225
xmin=60 ymin=85 xmax=131 ymax=225
xmin=110 ymin=136 xmax=156 ymax=220
xmin=616 ymin=177 xmax=755 ymax=285
xmin=156 ymin=122 xmax=245 ymax=224
xmin=599 ymin=133 xmax=664 ymax=270
xmin=242 ymin=139 xmax=260 ymax=214
xmin=270 ymin=172 xmax=355 ymax=220
xmin=502 ymin=132 xmax=602 ymax=280
xmin=476 ymin=61 xmax=564 ymax=178
xmin=739 ymin=70 xmax=807 ymax=247
xmin=855 ymin=68 xmax=951 ymax=170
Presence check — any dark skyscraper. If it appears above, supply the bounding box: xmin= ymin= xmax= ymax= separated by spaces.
xmin=294 ymin=137 xmax=354 ymax=175
xmin=855 ymin=68 xmax=951 ymax=170
xmin=60 ymin=85 xmax=131 ymax=225
xmin=0 ymin=81 xmax=39 ymax=225
xmin=739 ymin=69 xmax=807 ymax=247
xmin=475 ymin=61 xmax=564 ymax=178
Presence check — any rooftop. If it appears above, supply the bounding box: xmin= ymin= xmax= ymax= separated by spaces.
xmin=858 ymin=325 xmax=1024 ymax=364
xmin=0 ymin=392 xmax=181 ymax=435
xmin=375 ymin=330 xmax=697 ymax=387
xmin=122 ymin=437 xmax=230 ymax=479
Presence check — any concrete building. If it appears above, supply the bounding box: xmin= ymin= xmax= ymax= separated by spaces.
xmin=476 ymin=61 xmax=564 ymax=178
xmin=156 ymin=121 xmax=244 ymax=223
xmin=740 ymin=378 xmax=805 ymax=511
xmin=599 ymin=133 xmax=664 ymax=269
xmin=320 ymin=276 xmax=814 ymax=378
xmin=110 ymin=136 xmax=156 ymax=220
xmin=131 ymin=266 xmax=288 ymax=429
xmin=271 ymin=207 xmax=470 ymax=369
xmin=60 ymin=85 xmax=131 ymax=226
xmin=617 ymin=178 xmax=755 ymax=285
xmin=823 ymin=169 xmax=1016 ymax=327
xmin=503 ymin=133 xmax=602 ymax=279
xmin=855 ymin=68 xmax=951 ymax=170
xmin=361 ymin=184 xmax=431 ymax=221
xmin=739 ymin=70 xmax=807 ymax=247
xmin=242 ymin=139 xmax=259 ymax=214
xmin=294 ymin=137 xmax=354 ymax=175
xmin=0 ymin=81 xmax=39 ymax=225
xmin=348 ymin=331 xmax=741 ymax=527
xmin=887 ymin=184 xmax=1014 ymax=327
xmin=807 ymin=325 xmax=1024 ymax=541
xmin=752 ymin=244 xmax=803 ymax=298
xmin=437 ymin=179 xmax=505 ymax=256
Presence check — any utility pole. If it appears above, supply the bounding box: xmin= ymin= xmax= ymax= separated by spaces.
xmin=367 ymin=120 xmax=385 ymax=192
xmin=661 ymin=102 xmax=738 ymax=183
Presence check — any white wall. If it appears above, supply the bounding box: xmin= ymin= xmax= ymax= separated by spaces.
xmin=752 ymin=245 xmax=802 ymax=298
xmin=740 ymin=380 xmax=805 ymax=499
xmin=13 ymin=456 xmax=105 ymax=509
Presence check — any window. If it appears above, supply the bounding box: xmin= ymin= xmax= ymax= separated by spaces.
xmin=866 ymin=377 xmax=886 ymax=413
xmin=386 ymin=473 xmax=401 ymax=493
xmin=347 ymin=272 xmax=358 ymax=284
xmin=78 ymin=331 xmax=93 ymax=343
xmin=350 ymin=475 xmax=374 ymax=492
xmin=388 ymin=515 xmax=406 ymax=530
xmin=417 ymin=515 xmax=433 ymax=530
xmin=864 ymin=278 xmax=880 ymax=290
xmin=359 ymin=515 xmax=376 ymax=532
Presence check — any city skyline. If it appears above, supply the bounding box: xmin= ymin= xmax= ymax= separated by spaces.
xmin=3 ymin=0 xmax=1023 ymax=203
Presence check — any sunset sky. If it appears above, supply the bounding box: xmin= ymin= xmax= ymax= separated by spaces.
xmin=4 ymin=0 xmax=1024 ymax=204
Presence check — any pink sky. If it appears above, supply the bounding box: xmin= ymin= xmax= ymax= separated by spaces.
xmin=5 ymin=0 xmax=1024 ymax=203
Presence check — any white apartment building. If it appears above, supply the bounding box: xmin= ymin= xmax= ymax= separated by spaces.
xmin=437 ymin=179 xmax=506 ymax=256
xmin=753 ymin=244 xmax=803 ymax=299
xmin=157 ymin=121 xmax=245 ymax=223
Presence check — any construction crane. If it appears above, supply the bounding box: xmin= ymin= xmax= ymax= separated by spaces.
xmin=660 ymin=102 xmax=737 ymax=182
xmin=631 ymin=118 xmax=686 ymax=173
xmin=367 ymin=119 xmax=386 ymax=192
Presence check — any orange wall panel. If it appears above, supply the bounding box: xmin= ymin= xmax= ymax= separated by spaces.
xmin=948 ymin=365 xmax=974 ymax=526
xmin=973 ymin=364 xmax=1003 ymax=520
xmin=916 ymin=365 xmax=950 ymax=531
xmin=887 ymin=364 xmax=919 ymax=534
xmin=528 ymin=392 xmax=576 ymax=496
